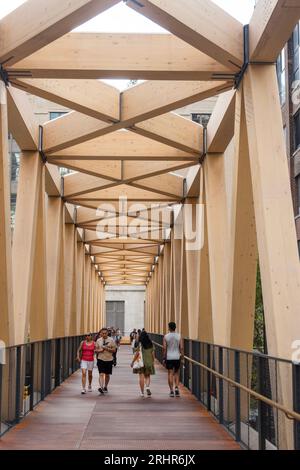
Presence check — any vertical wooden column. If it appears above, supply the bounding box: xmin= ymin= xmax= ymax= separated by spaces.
xmin=13 ymin=152 xmax=48 ymax=343
xmin=204 ymin=154 xmax=230 ymax=345
xmin=46 ymin=196 xmax=65 ymax=338
xmin=158 ymin=254 xmax=165 ymax=333
xmin=96 ymin=274 xmax=101 ymax=333
xmin=83 ymin=254 xmax=91 ymax=333
xmin=163 ymin=243 xmax=172 ymax=332
xmin=227 ymin=89 xmax=258 ymax=350
xmin=244 ymin=65 xmax=300 ymax=449
xmin=29 ymin=164 xmax=48 ymax=342
xmin=64 ymin=223 xmax=77 ymax=336
xmin=12 ymin=151 xmax=40 ymax=344
xmin=145 ymin=282 xmax=150 ymax=331
xmin=244 ymin=65 xmax=300 ymax=359
xmin=180 ymin=235 xmax=189 ymax=338
xmin=198 ymin=172 xmax=213 ymax=342
xmin=0 ymin=82 xmax=14 ymax=345
xmin=184 ymin=198 xmax=202 ymax=339
xmin=153 ymin=267 xmax=159 ymax=333
xmin=171 ymin=232 xmax=182 ymax=328
xmin=76 ymin=240 xmax=85 ymax=334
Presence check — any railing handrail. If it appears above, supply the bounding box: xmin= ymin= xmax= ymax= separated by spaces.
xmin=153 ymin=334 xmax=294 ymax=364
xmin=3 ymin=333 xmax=94 ymax=350
xmin=152 ymin=340 xmax=300 ymax=423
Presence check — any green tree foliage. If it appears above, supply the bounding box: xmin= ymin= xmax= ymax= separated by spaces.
xmin=253 ymin=265 xmax=265 ymax=353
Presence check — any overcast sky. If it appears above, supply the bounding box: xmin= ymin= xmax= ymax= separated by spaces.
xmin=0 ymin=0 xmax=255 ymax=90
xmin=0 ymin=0 xmax=255 ymax=24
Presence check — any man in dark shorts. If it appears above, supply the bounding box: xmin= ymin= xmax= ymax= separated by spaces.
xmin=96 ymin=328 xmax=117 ymax=395
xmin=163 ymin=322 xmax=183 ymax=397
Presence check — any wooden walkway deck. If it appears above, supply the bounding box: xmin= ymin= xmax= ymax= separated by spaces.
xmin=0 ymin=347 xmax=240 ymax=450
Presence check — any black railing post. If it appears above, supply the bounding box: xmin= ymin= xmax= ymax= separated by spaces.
xmin=257 ymin=355 xmax=266 ymax=450
xmin=41 ymin=342 xmax=46 ymax=401
xmin=218 ymin=347 xmax=224 ymax=425
xmin=29 ymin=343 xmax=35 ymax=411
xmin=45 ymin=340 xmax=52 ymax=396
xmin=199 ymin=343 xmax=203 ymax=403
xmin=55 ymin=339 xmax=61 ymax=388
xmin=15 ymin=346 xmax=22 ymax=424
xmin=292 ymin=362 xmax=300 ymax=450
xmin=207 ymin=344 xmax=211 ymax=412
xmin=234 ymin=351 xmax=241 ymax=442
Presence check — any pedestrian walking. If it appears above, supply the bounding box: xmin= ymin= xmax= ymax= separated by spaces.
xmin=131 ymin=331 xmax=155 ymax=398
xmin=96 ymin=328 xmax=117 ymax=395
xmin=163 ymin=322 xmax=183 ymax=397
xmin=76 ymin=333 xmax=96 ymax=394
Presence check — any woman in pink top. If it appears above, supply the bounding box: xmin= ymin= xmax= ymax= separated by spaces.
xmin=77 ymin=333 xmax=96 ymax=394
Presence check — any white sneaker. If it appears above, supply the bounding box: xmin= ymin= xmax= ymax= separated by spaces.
xmin=88 ymin=386 xmax=92 ymax=392
xmin=81 ymin=389 xmax=86 ymax=395
xmin=140 ymin=392 xmax=144 ymax=397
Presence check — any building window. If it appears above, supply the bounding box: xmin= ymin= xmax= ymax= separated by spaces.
xmin=276 ymin=48 xmax=286 ymax=106
xmin=60 ymin=167 xmax=73 ymax=176
xmin=293 ymin=22 xmax=300 ymax=83
xmin=297 ymin=175 xmax=300 ymax=215
xmin=11 ymin=152 xmax=20 ymax=182
xmin=192 ymin=113 xmax=211 ymax=127
xmin=295 ymin=112 xmax=300 ymax=151
xmin=49 ymin=111 xmax=67 ymax=120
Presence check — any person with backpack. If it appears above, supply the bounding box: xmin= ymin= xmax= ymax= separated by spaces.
xmin=76 ymin=333 xmax=96 ymax=394
xmin=131 ymin=331 xmax=155 ymax=398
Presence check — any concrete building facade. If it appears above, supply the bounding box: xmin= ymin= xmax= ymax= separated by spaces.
xmin=105 ymin=286 xmax=145 ymax=335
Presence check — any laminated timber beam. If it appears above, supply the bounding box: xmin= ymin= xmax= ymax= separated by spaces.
xmin=90 ymin=244 xmax=160 ymax=255
xmin=66 ymin=184 xmax=181 ymax=203
xmin=63 ymin=171 xmax=184 ymax=199
xmin=51 ymin=158 xmax=194 ymax=182
xmin=12 ymin=78 xmax=120 ymax=124
xmin=131 ymin=112 xmax=203 ymax=155
xmin=48 ymin=131 xmax=198 ymax=161
xmin=7 ymin=33 xmax=236 ymax=81
xmin=0 ymin=0 xmax=120 ymax=66
xmin=207 ymin=90 xmax=236 ymax=153
xmin=250 ymin=0 xmax=300 ymax=62
xmin=11 ymin=78 xmax=120 ymax=123
xmin=71 ymin=198 xmax=176 ymax=213
xmin=76 ymin=206 xmax=175 ymax=227
xmin=42 ymin=80 xmax=229 ymax=153
xmin=7 ymin=86 xmax=39 ymax=151
xmin=45 ymin=163 xmax=62 ymax=196
xmin=126 ymin=0 xmax=243 ymax=69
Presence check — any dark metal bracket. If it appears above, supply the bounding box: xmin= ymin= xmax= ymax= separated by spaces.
xmin=200 ymin=127 xmax=207 ymax=165
xmin=0 ymin=64 xmax=9 ymax=87
xmin=38 ymin=125 xmax=47 ymax=163
xmin=234 ymin=24 xmax=249 ymax=90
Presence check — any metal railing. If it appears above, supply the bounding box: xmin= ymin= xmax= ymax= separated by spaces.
xmin=0 ymin=335 xmax=85 ymax=438
xmin=150 ymin=333 xmax=300 ymax=450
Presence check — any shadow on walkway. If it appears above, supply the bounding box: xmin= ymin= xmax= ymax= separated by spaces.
xmin=0 ymin=346 xmax=240 ymax=450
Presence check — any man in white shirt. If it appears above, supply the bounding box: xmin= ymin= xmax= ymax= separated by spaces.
xmin=163 ymin=322 xmax=183 ymax=397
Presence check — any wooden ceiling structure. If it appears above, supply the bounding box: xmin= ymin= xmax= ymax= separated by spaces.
xmin=0 ymin=0 xmax=300 ymax=384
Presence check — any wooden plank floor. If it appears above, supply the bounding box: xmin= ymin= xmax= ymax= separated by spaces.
xmin=0 ymin=347 xmax=240 ymax=450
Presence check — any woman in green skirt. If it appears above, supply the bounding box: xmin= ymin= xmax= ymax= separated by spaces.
xmin=131 ymin=331 xmax=155 ymax=397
